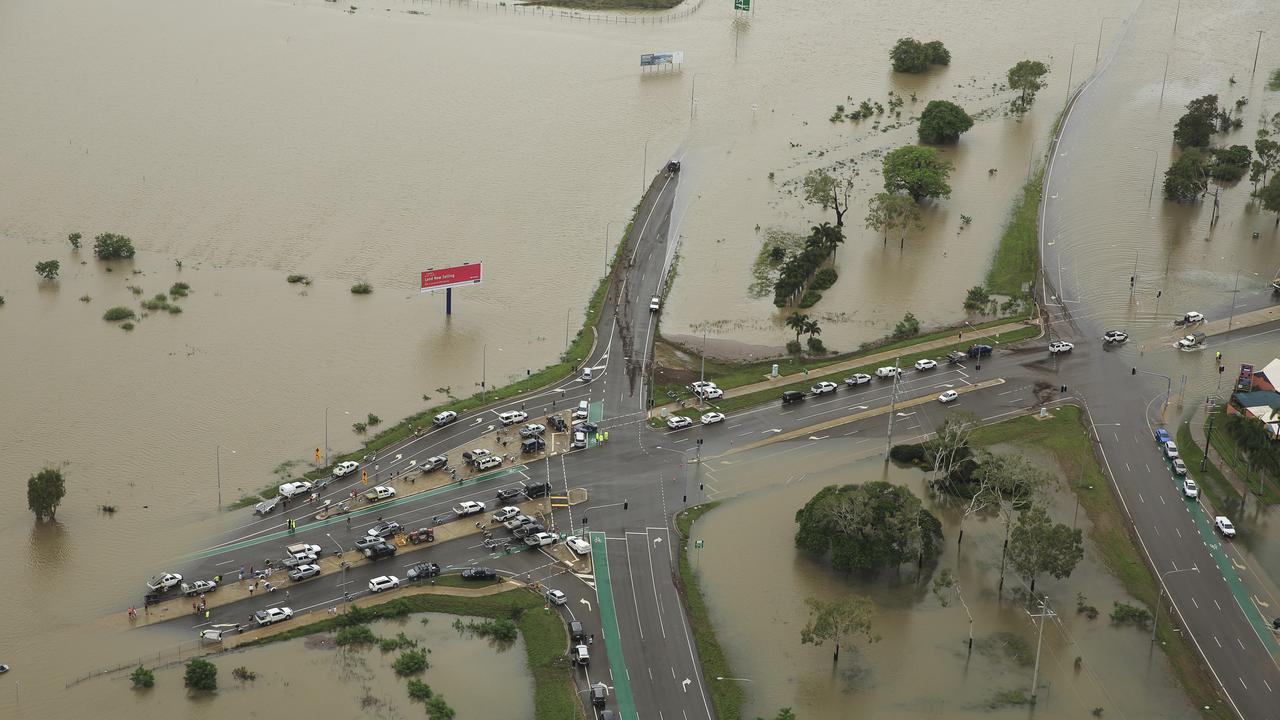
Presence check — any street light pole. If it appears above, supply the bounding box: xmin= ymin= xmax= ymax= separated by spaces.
xmin=1064 ymin=42 xmax=1089 ymax=111
xmin=642 ymin=140 xmax=650 ymax=194
xmin=883 ymin=357 xmax=901 ymax=460
xmin=482 ymin=343 xmax=487 ymax=403
xmin=1228 ymin=268 xmax=1241 ymax=330
xmin=1253 ymin=31 xmax=1265 ymax=75
xmin=324 ymin=406 xmax=329 ymax=468
xmin=605 ymin=221 xmax=617 ymax=274
xmin=1028 ymin=597 xmax=1055 ymax=702
xmin=1132 ymin=146 xmax=1157 ymax=203
xmin=1152 ymin=565 xmax=1200 ymax=643
xmin=216 ymin=445 xmax=236 ymax=511
xmin=328 ymin=533 xmax=348 ymax=609
xmin=1096 ymin=16 xmax=1119 ymax=66
xmin=699 ymin=329 xmax=707 ymax=409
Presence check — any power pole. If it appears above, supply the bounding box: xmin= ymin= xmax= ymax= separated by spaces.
xmin=1253 ymin=31 xmax=1265 ymax=75
xmin=883 ymin=357 xmax=902 ymax=460
xmin=1028 ymin=597 xmax=1056 ymax=703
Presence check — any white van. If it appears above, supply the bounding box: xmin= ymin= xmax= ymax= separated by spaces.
xmin=571 ymin=431 xmax=587 ymax=450
xmin=474 ymin=455 xmax=503 ymax=471
xmin=580 ymin=367 xmax=593 ymax=382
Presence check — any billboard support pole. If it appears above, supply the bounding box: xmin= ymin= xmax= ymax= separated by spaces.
xmin=446 ymin=287 xmax=453 ymax=316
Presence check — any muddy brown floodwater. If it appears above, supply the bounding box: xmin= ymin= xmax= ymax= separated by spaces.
xmin=689 ymin=440 xmax=1197 ymax=719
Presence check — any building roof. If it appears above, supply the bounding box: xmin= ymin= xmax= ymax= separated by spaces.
xmin=1259 ymin=358 xmax=1280 ymax=384
xmin=1235 ymin=390 xmax=1280 ymax=409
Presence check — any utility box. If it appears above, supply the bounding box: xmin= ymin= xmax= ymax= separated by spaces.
xmin=771 ymin=363 xmax=779 ymax=377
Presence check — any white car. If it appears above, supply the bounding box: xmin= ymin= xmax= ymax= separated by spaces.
xmin=498 ymin=410 xmax=528 ymax=426
xmin=695 ymin=386 xmax=724 ymax=400
xmin=146 ymin=573 xmax=183 ymax=593
xmin=333 ymin=461 xmax=360 ymax=477
xmin=700 ymin=411 xmax=726 ymax=425
xmin=1171 ymin=458 xmax=1188 ymax=476
xmin=811 ymin=381 xmax=838 ymax=395
xmin=875 ymin=366 xmax=901 ymax=378
xmin=524 ymin=531 xmax=557 ymax=547
xmin=492 ymin=506 xmax=522 ymax=523
xmin=288 ymin=563 xmax=321 ymax=581
xmin=914 ymin=359 xmax=937 ymax=371
xmin=649 ymin=296 xmax=661 ymax=312
xmin=1175 ymin=311 xmax=1205 ymax=325
xmin=547 ymin=589 xmax=568 ymax=606
xmin=279 ymin=480 xmax=313 ymax=498
xmin=364 ymin=485 xmax=396 ymax=501
xmin=1182 ymin=478 xmax=1199 ymax=499
xmin=1048 ymin=341 xmax=1074 ymax=354
xmin=432 ymin=410 xmax=458 ymax=427
xmin=690 ymin=381 xmax=718 ymax=392
xmin=504 ymin=514 xmax=535 ymax=530
xmin=1215 ymin=516 xmax=1236 ymax=538
xmin=1162 ymin=441 xmax=1180 ymax=460
xmin=938 ymin=390 xmax=959 ymax=404
xmin=1102 ymin=330 xmax=1129 ymax=344
xmin=454 ymin=500 xmax=486 ymax=516
xmin=287 ymin=543 xmax=322 ymax=558
xmin=519 ymin=423 xmax=546 ymax=438
xmin=844 ymin=374 xmax=872 ymax=386
xmin=254 ymin=607 xmax=294 ymax=626
xmin=368 ymin=575 xmax=400 ymax=593
xmin=565 ymin=535 xmax=591 ymax=556
xmin=571 ymin=409 xmax=590 ymax=422
xmin=666 ymin=415 xmax=694 ymax=430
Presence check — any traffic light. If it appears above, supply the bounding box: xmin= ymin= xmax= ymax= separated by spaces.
xmin=315 ymin=447 xmax=321 ymax=462
xmin=1219 ymin=366 xmax=1225 ymax=374
xmin=1132 ymin=368 xmax=1137 ymax=375
xmin=361 ymin=469 xmax=369 ymax=485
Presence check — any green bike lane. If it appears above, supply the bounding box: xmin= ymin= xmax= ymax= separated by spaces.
xmin=185 ymin=465 xmax=529 ymax=561
xmin=590 ymin=530 xmax=638 ymax=719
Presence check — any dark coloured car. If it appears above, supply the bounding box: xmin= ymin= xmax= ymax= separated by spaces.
xmin=591 ymin=682 xmax=608 ymax=708
xmin=406 ymin=562 xmax=441 ymax=580
xmin=421 ymin=455 xmax=447 ymax=472
xmin=547 ymin=415 xmax=567 ymax=432
xmin=523 ymin=481 xmax=551 ymax=499
xmin=513 ymin=522 xmax=546 ymax=539
xmin=946 ymin=351 xmax=966 ymax=365
xmin=967 ymin=344 xmax=993 ymax=358
xmin=496 ymin=487 xmax=522 ymax=502
xmin=461 ymin=567 xmax=496 ymax=580
xmin=570 ymin=620 xmax=586 ymax=640
xmin=354 ymin=535 xmax=383 ymax=550
xmin=573 ymin=422 xmax=599 ymax=434
xmin=521 ymin=437 xmax=546 ymax=454
xmin=781 ymin=390 xmax=805 ymax=404
xmin=362 ymin=542 xmax=397 ymax=560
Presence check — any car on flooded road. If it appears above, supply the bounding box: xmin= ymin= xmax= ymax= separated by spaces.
xmin=1048 ymin=341 xmax=1074 ymax=354
xmin=146 ymin=573 xmax=182 ymax=593
xmin=1102 ymin=330 xmax=1128 ymax=344
xmin=462 ymin=567 xmax=497 ymax=580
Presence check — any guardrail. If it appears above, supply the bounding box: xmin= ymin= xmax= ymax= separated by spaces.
xmin=401 ymin=0 xmax=707 ymax=24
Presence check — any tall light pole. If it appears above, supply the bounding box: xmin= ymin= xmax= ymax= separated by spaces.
xmin=1064 ymin=42 xmax=1090 ymax=111
xmin=1158 ymin=52 xmax=1169 ymax=108
xmin=1028 ymin=597 xmax=1056 ymax=702
xmin=1133 ymin=367 xmax=1174 ymax=417
xmin=324 ymin=408 xmax=349 ymax=468
xmin=216 ymin=445 xmax=236 ymax=511
xmin=690 ymin=73 xmax=708 ymax=121
xmin=699 ymin=329 xmax=707 ymax=409
xmin=1132 ymin=146 xmax=1158 ymax=203
xmin=642 ymin=139 xmax=650 ymax=193
xmin=327 ymin=533 xmax=348 ymax=609
xmin=1227 ymin=269 xmax=1242 ymax=330
xmin=1096 ymin=16 xmax=1119 ymax=66
xmin=605 ymin=220 xmax=618 ymax=273
xmin=482 ymin=343 xmax=487 ymax=403
xmin=883 ymin=357 xmax=902 ymax=459
xmin=1253 ymin=31 xmax=1265 ymax=75
xmin=1152 ymin=565 xmax=1199 ymax=643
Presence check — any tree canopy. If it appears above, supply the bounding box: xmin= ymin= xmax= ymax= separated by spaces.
xmin=1007 ymin=60 xmax=1050 ymax=113
xmin=865 ymin=192 xmax=924 ymax=245
xmin=802 ymin=168 xmax=853 ymax=227
xmin=1008 ymin=505 xmax=1084 ymax=592
xmin=1262 ymin=174 xmax=1280 ymax=220
xmin=890 ymin=38 xmax=950 ymax=73
xmin=1163 ymin=149 xmax=1209 ymax=203
xmin=794 ymin=481 xmax=943 ymax=574
xmin=917 ymin=100 xmax=973 ymax=144
xmin=93 ymin=232 xmax=136 ymax=260
xmin=800 ymin=595 xmax=877 ymax=664
xmin=882 ymin=146 xmax=953 ymax=201
xmin=27 ymin=467 xmax=66 ymax=522
xmin=1173 ymin=95 xmax=1223 ymax=149
xmin=35 ymin=260 xmax=60 ymax=280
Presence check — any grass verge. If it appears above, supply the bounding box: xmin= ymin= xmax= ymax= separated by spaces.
xmin=1205 ymin=415 xmax=1280 ymax=504
xmin=528 ymin=0 xmax=682 ymax=8
xmin=985 ymin=167 xmax=1044 ymax=296
xmin=969 ymin=406 xmax=1233 ymax=720
xmin=240 ymin=589 xmax=579 ymax=719
xmin=672 ymin=502 xmax=744 ymax=720
xmin=1176 ymin=422 xmax=1243 ymax=514
xmin=656 ymin=325 xmax=1040 ymax=425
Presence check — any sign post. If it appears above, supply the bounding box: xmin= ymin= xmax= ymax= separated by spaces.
xmin=421 ymin=262 xmax=483 ymax=316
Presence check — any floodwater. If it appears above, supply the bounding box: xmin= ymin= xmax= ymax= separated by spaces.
xmin=690 ymin=438 xmax=1198 ymax=719
xmin=41 ymin=613 xmax=529 ymax=719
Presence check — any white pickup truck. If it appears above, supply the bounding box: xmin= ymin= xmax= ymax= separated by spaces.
xmin=453 ymin=500 xmax=486 ymax=516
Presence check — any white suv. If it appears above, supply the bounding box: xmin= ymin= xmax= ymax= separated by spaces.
xmin=368 ymin=575 xmax=400 ymax=593
xmin=333 ymin=461 xmax=360 ymax=477
xmin=498 ymin=410 xmax=528 ymax=426
xmin=279 ymin=481 xmax=313 ymax=498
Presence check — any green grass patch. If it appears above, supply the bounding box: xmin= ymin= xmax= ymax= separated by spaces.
xmin=1176 ymin=423 xmax=1242 ymax=514
xmin=240 ymin=589 xmax=577 ymax=719
xmin=103 ymin=306 xmax=136 ymax=322
xmin=350 ymin=282 xmax=373 ymax=295
xmin=673 ymin=502 xmax=744 ymax=720
xmin=1206 ymin=416 xmax=1280 ymax=504
xmin=985 ymin=167 xmax=1043 ymax=296
xmin=1268 ymin=69 xmax=1280 ymax=92
xmin=970 ymin=407 xmax=1234 ymax=720
xmin=657 ymin=325 xmax=1039 ymax=425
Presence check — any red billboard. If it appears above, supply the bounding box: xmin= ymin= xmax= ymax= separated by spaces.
xmin=420 ymin=262 xmax=482 ymax=293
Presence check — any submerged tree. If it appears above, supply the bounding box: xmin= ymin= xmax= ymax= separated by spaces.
xmin=1163 ymin=149 xmax=1210 ymax=203
xmin=966 ymin=453 xmax=1050 ymax=593
xmin=882 ymin=146 xmax=954 ymax=202
xmin=795 ymin=481 xmax=943 ymax=575
xmin=1008 ymin=505 xmax=1084 ymax=593
xmin=865 ymin=192 xmax=924 ymax=247
xmin=27 ymin=467 xmax=67 ymax=522
xmin=799 ymin=595 xmax=878 ymax=664
xmin=1172 ymin=95 xmax=1222 ymax=149
xmin=917 ymin=100 xmax=973 ymax=144
xmin=803 ymin=168 xmax=855 ymax=227
xmin=1007 ymin=60 xmax=1050 ymax=114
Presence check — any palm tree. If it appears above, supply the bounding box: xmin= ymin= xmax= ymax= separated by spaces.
xmin=786 ymin=313 xmax=810 ymax=343
xmin=804 ymin=318 xmax=822 ymax=340
xmin=811 ymin=222 xmax=845 ymax=258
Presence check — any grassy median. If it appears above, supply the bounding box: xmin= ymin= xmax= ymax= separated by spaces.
xmin=985 ymin=168 xmax=1044 ymax=296
xmin=970 ymin=407 xmax=1234 ymax=720
xmin=1176 ymin=423 xmax=1242 ymax=514
xmin=239 ymin=589 xmax=579 ymax=719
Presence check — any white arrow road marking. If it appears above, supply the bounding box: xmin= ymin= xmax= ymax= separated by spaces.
xmin=487 ymin=425 xmax=495 ymax=432
xmin=580 ymin=598 xmax=592 ymax=612
xmin=853 ymin=405 xmax=869 ymax=410
xmin=808 ymin=435 xmax=829 ymax=440
xmin=653 ymin=537 xmax=663 ymax=545
xmin=394 ymin=454 xmax=402 ymax=461
xmin=682 ymin=678 xmax=691 ymax=692
xmin=763 ymin=428 xmax=782 ymax=434
xmin=472 ymin=417 xmax=485 ymax=424
xmin=895 ymin=412 xmax=916 ymax=418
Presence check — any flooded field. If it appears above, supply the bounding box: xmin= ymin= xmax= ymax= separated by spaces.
xmin=690 ymin=439 xmax=1198 ymax=719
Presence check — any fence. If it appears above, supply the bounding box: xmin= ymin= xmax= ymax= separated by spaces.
xmin=65 ymin=639 xmax=206 ymax=688
xmin=397 ymin=0 xmax=708 ymax=24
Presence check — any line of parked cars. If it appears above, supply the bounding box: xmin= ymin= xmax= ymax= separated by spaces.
xmin=1154 ymin=426 xmax=1234 ymax=538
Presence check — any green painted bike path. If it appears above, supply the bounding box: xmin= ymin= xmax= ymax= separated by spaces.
xmin=588 ymin=400 xmax=604 ymax=449
xmin=187 ymin=465 xmax=528 ymax=561
xmin=590 ymin=530 xmax=638 ymax=719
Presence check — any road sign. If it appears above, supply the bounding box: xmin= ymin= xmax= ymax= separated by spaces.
xmin=695 ymin=540 xmax=704 ymax=548
xmin=361 ymin=470 xmax=368 ymax=485
xmin=733 ymin=0 xmax=750 ymax=9
xmin=315 ymin=447 xmax=321 ymax=462
xmin=420 ymin=262 xmax=482 ymax=293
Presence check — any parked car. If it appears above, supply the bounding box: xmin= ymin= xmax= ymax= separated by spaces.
xmin=695 ymin=386 xmax=724 ymax=400
xmin=181 ymin=580 xmax=217 ymax=596
xmin=649 ymin=296 xmax=661 ymax=311
xmin=364 ymin=486 xmax=396 ymax=502
xmin=368 ymin=575 xmax=400 ymax=593
xmin=281 ymin=553 xmax=317 ymax=569
xmin=811 ymin=381 xmax=838 ymax=395
xmin=253 ymin=607 xmax=294 ymax=626
xmin=1182 ymin=478 xmax=1199 ymax=499
xmin=571 ymin=431 xmax=588 ymax=449
xmin=573 ymin=422 xmax=599 ymax=434
xmin=525 ymin=532 xmax=556 ymax=547
xmin=278 ymin=480 xmax=313 ymax=498
xmin=690 ymin=381 xmax=718 ymax=392
xmin=781 ymin=390 xmax=806 ymax=404
xmin=514 ymin=522 xmax=546 ymax=539
xmin=492 ymin=506 xmax=521 ymax=523
xmin=288 ymin=564 xmax=321 ymax=581
xmin=667 ymin=415 xmax=694 ymax=429
xmin=572 ymin=408 xmax=590 ymax=422
xmin=1173 ymin=311 xmax=1205 ymax=326
xmin=1162 ymin=441 xmax=1180 ymax=459
xmin=333 ymin=461 xmax=360 ymax=477
xmin=521 ymin=437 xmax=546 ymax=453
xmin=362 ymin=542 xmax=397 ymax=560
xmin=1154 ymin=427 xmax=1172 ymax=444
xmin=496 ymin=487 xmax=522 ymax=502
xmin=454 ymin=500 xmax=486 ymax=516
xmin=565 ymin=535 xmax=591 ymax=555
xmin=474 ymin=455 xmax=503 ymax=470
xmin=575 ymin=645 xmax=592 ymax=667
xmin=700 ymin=411 xmax=726 ymax=425
xmin=938 ymin=390 xmax=959 ymax=404
xmin=462 ymin=448 xmax=490 ymax=463
xmin=1215 ymin=516 xmax=1236 ymax=538
xmin=844 ymin=374 xmax=872 ymax=386
xmin=967 ymin=344 xmax=993 ymax=359
xmin=354 ymin=535 xmax=383 ymax=550
xmin=914 ymin=358 xmax=938 ymax=371
xmin=254 ymin=497 xmax=281 ymax=516
xmin=432 ymin=410 xmax=458 ymax=427
xmin=461 ymin=567 xmax=497 ymax=580
xmin=519 ymin=423 xmax=546 ymax=438
xmin=1048 ymin=341 xmax=1074 ymax=354
xmin=287 ymin=543 xmax=322 ymax=559
xmin=1102 ymin=330 xmax=1129 ymax=344
xmin=946 ymin=351 xmax=967 ymax=365
xmin=570 ymin=620 xmax=586 ymax=641
xmin=547 ymin=589 xmax=568 ymax=606
xmin=498 ymin=410 xmax=528 ymax=426
xmin=146 ymin=573 xmax=183 ymax=593
xmin=1172 ymin=458 xmax=1188 ymax=476
xmin=504 ymin=514 xmax=535 ymax=530
xmin=406 ymin=562 xmax=441 ymax=580
xmin=366 ymin=521 xmax=403 ymax=538
xmin=547 ymin=415 xmax=568 ymax=432
xmin=875 ymin=366 xmax=901 ymax=378
xmin=590 ymin=681 xmax=607 ymax=705
xmin=421 ymin=455 xmax=448 ymax=472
